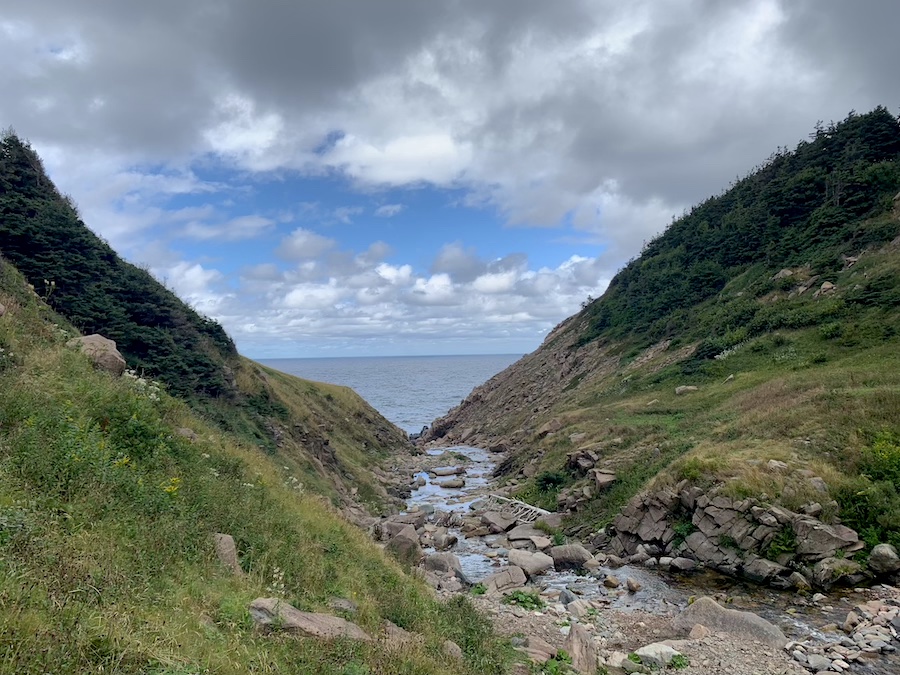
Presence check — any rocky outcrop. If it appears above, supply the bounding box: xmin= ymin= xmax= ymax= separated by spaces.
xmin=66 ymin=334 xmax=126 ymax=376
xmin=673 ymin=597 xmax=788 ymax=649
xmin=249 ymin=598 xmax=371 ymax=641
xmin=607 ymin=481 xmax=868 ymax=589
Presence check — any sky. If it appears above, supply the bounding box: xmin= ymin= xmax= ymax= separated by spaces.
xmin=1 ymin=1 xmax=898 ymax=357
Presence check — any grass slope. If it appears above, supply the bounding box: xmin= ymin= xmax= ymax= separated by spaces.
xmin=431 ymin=109 xmax=900 ymax=554
xmin=0 ymin=258 xmax=510 ymax=674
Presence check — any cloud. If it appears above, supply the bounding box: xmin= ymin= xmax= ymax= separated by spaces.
xmin=277 ymin=228 xmax=337 ymax=260
xmin=183 ymin=214 xmax=275 ymax=241
xmin=333 ymin=206 xmax=363 ymax=224
xmin=375 ymin=203 xmax=404 ymax=217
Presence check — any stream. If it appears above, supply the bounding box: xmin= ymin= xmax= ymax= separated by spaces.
xmin=405 ymin=445 xmax=898 ymax=675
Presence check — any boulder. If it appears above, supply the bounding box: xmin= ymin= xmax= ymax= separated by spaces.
xmin=0 ymin=302 xmax=6 ymax=317
xmin=868 ymin=543 xmax=900 ymax=575
xmin=564 ymin=622 xmax=598 ymax=674
xmin=812 ymin=557 xmax=864 ymax=588
xmin=212 ymin=533 xmax=243 ymax=576
xmin=483 ymin=566 xmax=527 ymax=596
xmin=793 ymin=518 xmax=861 ymax=560
xmin=507 ymin=524 xmax=545 ymax=541
xmin=529 ymin=536 xmax=552 ymax=550
xmin=549 ymin=544 xmax=593 ymax=570
xmin=675 ymin=385 xmax=698 ymax=395
xmin=508 ymin=549 xmax=554 ymax=577
xmin=567 ymin=599 xmax=592 ymax=619
xmin=442 ymin=639 xmax=464 ymax=661
xmin=423 ymin=552 xmax=462 ymax=576
xmin=519 ymin=635 xmax=557 ymax=663
xmin=741 ymin=556 xmax=789 ymax=584
xmin=386 ymin=525 xmax=422 ymax=566
xmin=634 ymin=643 xmax=680 ymax=668
xmin=432 ymin=466 xmax=465 ymax=477
xmin=382 ymin=620 xmax=425 ymax=649
xmin=249 ymin=598 xmax=371 ymax=641
xmin=66 ymin=334 xmax=126 ymax=376
xmin=481 ymin=511 xmax=516 ymax=533
xmin=437 ymin=478 xmax=465 ymax=489
xmin=592 ymin=470 xmax=617 ymax=491
xmin=433 ymin=530 xmax=458 ymax=551
xmin=673 ymin=597 xmax=788 ymax=649
xmin=535 ymin=513 xmax=564 ymax=529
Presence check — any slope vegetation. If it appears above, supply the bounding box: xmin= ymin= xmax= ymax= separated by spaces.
xmin=0 ymin=131 xmax=410 ymax=513
xmin=0 ymin=258 xmax=508 ymax=674
xmin=427 ymin=108 xmax=900 ymax=555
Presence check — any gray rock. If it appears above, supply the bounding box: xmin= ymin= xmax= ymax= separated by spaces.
xmin=442 ymin=639 xmax=463 ymax=661
xmin=626 ymin=577 xmax=642 ymax=592
xmin=507 ymin=524 xmax=545 ymax=541
xmin=634 ymin=643 xmax=680 ymax=668
xmin=673 ymin=597 xmax=789 ymax=649
xmin=671 ymin=557 xmax=697 ymax=572
xmin=564 ymin=622 xmax=598 ymax=674
xmin=423 ymin=552 xmax=462 ymax=575
xmin=742 ymin=556 xmax=788 ymax=584
xmin=812 ymin=558 xmax=864 ymax=588
xmin=794 ymin=518 xmax=861 ymax=560
xmin=483 ymin=566 xmax=527 ymax=596
xmin=386 ymin=525 xmax=422 ymax=566
xmin=550 ymin=544 xmax=593 ymax=570
xmin=67 ymin=334 xmax=127 ymax=376
xmin=0 ymin=302 xmax=5 ymax=317
xmin=806 ymin=654 xmax=832 ymax=671
xmin=867 ymin=543 xmax=900 ymax=575
xmin=508 ymin=549 xmax=554 ymax=577
xmin=481 ymin=511 xmax=516 ymax=533
xmin=437 ymin=478 xmax=465 ymax=489
xmin=559 ymin=588 xmax=577 ymax=605
xmin=433 ymin=532 xmax=458 ymax=551
xmin=249 ymin=598 xmax=371 ymax=641
xmin=675 ymin=385 xmax=698 ymax=395
xmin=212 ymin=533 xmax=243 ymax=576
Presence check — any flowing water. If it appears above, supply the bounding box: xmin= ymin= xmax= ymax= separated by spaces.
xmin=406 ymin=445 xmax=898 ymax=674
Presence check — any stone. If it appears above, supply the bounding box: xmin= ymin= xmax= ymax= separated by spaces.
xmin=673 ymin=597 xmax=789 ymax=649
xmin=483 ymin=566 xmax=527 ymax=596
xmin=742 ymin=557 xmax=788 ymax=584
xmin=789 ymin=572 xmax=812 ymax=590
xmin=382 ymin=620 xmax=423 ymax=648
xmin=626 ymin=577 xmax=642 ymax=593
xmin=688 ymin=624 xmax=711 ymax=640
xmin=794 ymin=519 xmax=861 ymax=560
xmin=842 ymin=611 xmax=860 ymax=633
xmin=423 ymin=552 xmax=462 ymax=576
xmin=212 ymin=533 xmax=243 ymax=576
xmin=535 ymin=512 xmax=564 ymax=529
xmin=248 ymin=598 xmax=371 ymax=641
xmin=508 ymin=549 xmax=554 ymax=577
xmin=176 ymin=427 xmax=199 ymax=442
xmin=812 ymin=558 xmax=864 ymax=588
xmin=670 ymin=557 xmax=696 ymax=572
xmin=327 ymin=597 xmax=358 ymax=614
xmin=675 ymin=385 xmax=698 ymax=395
xmin=507 ymin=524 xmax=545 ymax=541
xmin=386 ymin=525 xmax=422 ymax=566
xmin=806 ymin=654 xmax=832 ymax=671
xmin=431 ymin=466 xmax=465 ymax=477
xmin=67 ymin=334 xmax=127 ymax=376
xmin=433 ymin=531 xmax=458 ymax=551
xmin=481 ymin=511 xmax=516 ymax=533
xmin=530 ymin=536 xmax=552 ymax=550
xmin=567 ymin=599 xmax=593 ymax=619
xmin=558 ymin=588 xmax=577 ymax=606
xmin=592 ymin=470 xmax=617 ymax=491
xmin=634 ymin=643 xmax=680 ymax=668
xmin=603 ymin=575 xmax=621 ymax=588
xmin=520 ymin=635 xmax=557 ymax=663
xmin=564 ymin=622 xmax=598 ymax=674
xmin=437 ymin=478 xmax=465 ymax=489
xmin=0 ymin=302 xmax=5 ymax=317
xmin=550 ymin=544 xmax=594 ymax=570
xmin=867 ymin=543 xmax=900 ymax=575
xmin=767 ymin=459 xmax=789 ymax=472
xmin=442 ymin=639 xmax=464 ymax=661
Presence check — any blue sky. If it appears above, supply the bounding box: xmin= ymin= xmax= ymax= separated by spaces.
xmin=2 ymin=1 xmax=896 ymax=357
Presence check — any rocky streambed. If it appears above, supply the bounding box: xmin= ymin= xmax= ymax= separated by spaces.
xmin=373 ymin=444 xmax=900 ymax=675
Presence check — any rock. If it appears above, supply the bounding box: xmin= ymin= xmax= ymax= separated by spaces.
xmin=767 ymin=459 xmax=789 ymax=472
xmin=66 ymin=334 xmax=127 ymax=376
xmin=564 ymin=622 xmax=598 ymax=674
xmin=507 ymin=524 xmax=545 ymax=541
xmin=794 ymin=519 xmax=861 ymax=560
xmin=481 ymin=511 xmax=516 ymax=533
xmin=382 ymin=620 xmax=423 ymax=648
xmin=423 ymin=552 xmax=461 ymax=576
xmin=176 ymin=427 xmax=198 ymax=442
xmin=773 ymin=268 xmax=794 ymax=280
xmin=550 ymin=544 xmax=593 ymax=570
xmin=868 ymin=543 xmax=900 ymax=575
xmin=789 ymin=571 xmax=812 ymax=590
xmin=248 ymin=598 xmax=371 ymax=641
xmin=212 ymin=533 xmax=243 ymax=576
xmin=520 ymin=635 xmax=557 ymax=663
xmin=437 ymin=478 xmax=465 ymax=489
xmin=806 ymin=654 xmax=832 ymax=671
xmin=634 ymin=643 xmax=680 ymax=668
xmin=603 ymin=575 xmax=621 ymax=588
xmin=592 ymin=470 xmax=616 ymax=491
xmin=812 ymin=557 xmax=864 ymax=588
xmin=327 ymin=597 xmax=358 ymax=614
xmin=432 ymin=466 xmax=465 ymax=477
xmin=842 ymin=611 xmax=860 ymax=633
xmin=673 ymin=597 xmax=788 ymax=649
xmin=688 ymin=624 xmax=711 ymax=640
xmin=535 ymin=512 xmax=564 ymax=529
xmin=567 ymin=599 xmax=592 ymax=619
xmin=559 ymin=588 xmax=577 ymax=606
xmin=442 ymin=639 xmax=464 ymax=661
xmin=675 ymin=385 xmax=698 ymax=395
xmin=0 ymin=302 xmax=5 ymax=317
xmin=530 ymin=536 xmax=552 ymax=550
xmin=483 ymin=566 xmax=527 ymax=596
xmin=385 ymin=525 xmax=422 ymax=566
xmin=670 ymin=557 xmax=696 ymax=572
xmin=508 ymin=549 xmax=554 ymax=577
xmin=742 ymin=557 xmax=789 ymax=584
xmin=626 ymin=577 xmax=642 ymax=593
xmin=433 ymin=531 xmax=458 ymax=551
xmin=537 ymin=418 xmax=563 ymax=438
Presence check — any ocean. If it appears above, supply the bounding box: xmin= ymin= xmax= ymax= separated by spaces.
xmin=259 ymin=354 xmax=522 ymax=434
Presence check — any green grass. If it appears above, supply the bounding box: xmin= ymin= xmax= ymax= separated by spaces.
xmin=0 ymin=261 xmax=513 ymax=675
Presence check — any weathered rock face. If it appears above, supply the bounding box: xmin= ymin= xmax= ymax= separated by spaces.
xmin=673 ymin=597 xmax=788 ymax=649
xmin=66 ymin=334 xmax=126 ymax=376
xmin=608 ymin=481 xmax=867 ymax=589
xmin=249 ymin=598 xmax=371 ymax=641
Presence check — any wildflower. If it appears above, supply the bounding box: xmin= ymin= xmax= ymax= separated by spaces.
xmin=113 ymin=455 xmax=131 ymax=468
xmin=162 ymin=477 xmax=182 ymax=495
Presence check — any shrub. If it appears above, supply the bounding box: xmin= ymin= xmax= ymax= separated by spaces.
xmin=500 ymin=590 xmax=544 ymax=611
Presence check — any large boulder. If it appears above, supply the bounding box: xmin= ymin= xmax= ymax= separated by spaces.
xmin=66 ymin=334 xmax=126 ymax=376
xmin=550 ymin=544 xmax=593 ymax=570
xmin=483 ymin=566 xmax=527 ymax=596
xmin=673 ymin=597 xmax=788 ymax=649
xmin=385 ymin=525 xmax=422 ymax=566
xmin=212 ymin=533 xmax=243 ymax=576
xmin=507 ymin=524 xmax=545 ymax=541
xmin=249 ymin=598 xmax=371 ymax=641
xmin=423 ymin=552 xmax=462 ymax=576
xmin=812 ymin=557 xmax=864 ymax=588
xmin=564 ymin=622 xmax=598 ymax=674
xmin=437 ymin=478 xmax=465 ymax=489
xmin=793 ymin=518 xmax=862 ymax=560
xmin=508 ymin=549 xmax=554 ymax=577
xmin=481 ymin=511 xmax=516 ymax=533
xmin=868 ymin=543 xmax=900 ymax=575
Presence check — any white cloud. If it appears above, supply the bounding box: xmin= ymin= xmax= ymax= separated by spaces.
xmin=375 ymin=203 xmax=404 ymax=217
xmin=183 ymin=214 xmax=275 ymax=241
xmin=277 ymin=228 xmax=336 ymax=260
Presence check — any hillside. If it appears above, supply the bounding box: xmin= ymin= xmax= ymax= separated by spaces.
xmin=0 ymin=131 xmax=412 ymax=515
xmin=0 ymin=254 xmax=511 ymax=674
xmin=425 ymin=108 xmax=900 ymax=573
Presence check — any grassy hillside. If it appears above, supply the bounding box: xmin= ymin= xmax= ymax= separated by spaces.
xmin=0 ymin=258 xmax=510 ymax=674
xmin=0 ymin=130 xmax=412 ymax=513
xmin=427 ymin=108 xmax=900 ymax=553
